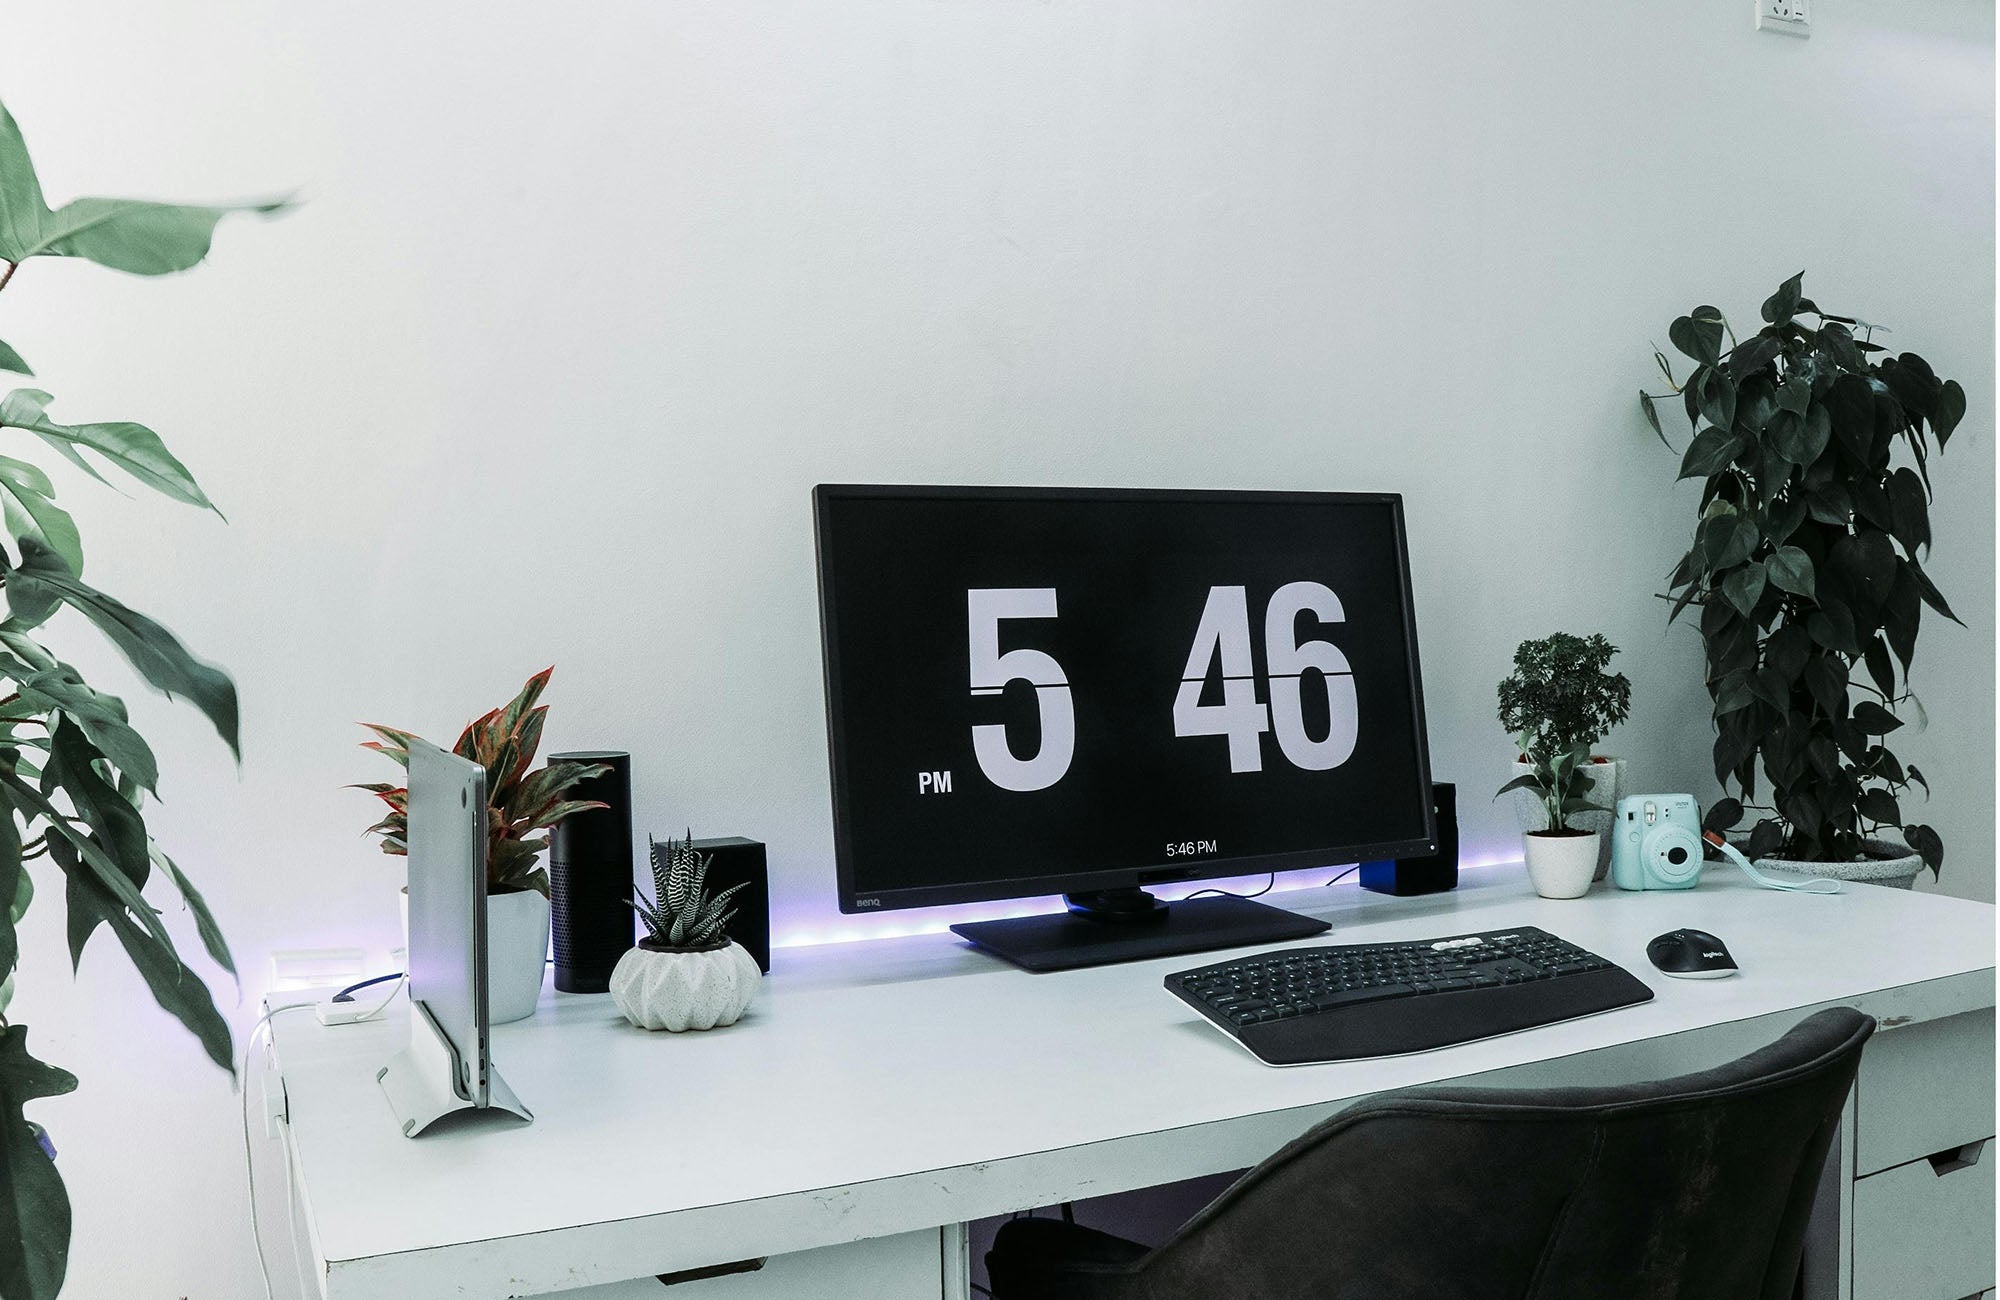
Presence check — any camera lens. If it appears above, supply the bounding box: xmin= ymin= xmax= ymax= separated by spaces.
xmin=1667 ymin=846 xmax=1688 ymax=866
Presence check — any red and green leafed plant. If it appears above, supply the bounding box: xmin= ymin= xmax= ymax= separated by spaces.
xmin=354 ymin=667 xmax=611 ymax=896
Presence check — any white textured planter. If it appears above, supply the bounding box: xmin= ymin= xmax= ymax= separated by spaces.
xmin=1751 ymin=838 xmax=1926 ymax=891
xmin=486 ymin=888 xmax=549 ymax=1024
xmin=1523 ymin=831 xmax=1600 ymax=900
xmin=610 ymin=939 xmax=762 ymax=1032
xmin=1512 ymin=755 xmax=1624 ymax=880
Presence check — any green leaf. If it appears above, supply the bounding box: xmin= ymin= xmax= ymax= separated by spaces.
xmin=1772 ymin=405 xmax=1831 ymax=466
xmin=1863 ymin=636 xmax=1896 ymax=698
xmin=1764 ymin=497 xmax=1806 ymax=545
xmin=49 ymin=834 xmax=232 ymax=1072
xmin=0 ymin=454 xmax=81 ymax=576
xmin=1678 ymin=426 xmax=1743 ymax=480
xmin=1856 ymin=788 xmax=1902 ymax=827
xmin=1697 ymin=369 xmax=1738 ymax=434
xmin=1761 ymin=271 xmax=1805 ymax=325
xmin=0 ymin=389 xmax=217 ymax=514
xmin=154 ymin=845 xmax=235 ymax=980
xmin=0 ymin=1026 xmax=76 ymax=1300
xmin=1670 ymin=311 xmax=1724 ymax=364
xmin=1774 ymin=373 xmax=1812 ymax=416
xmin=1933 ymin=379 xmax=1966 ymax=445
xmin=1904 ymin=552 xmax=1962 ymax=626
xmin=0 ymin=101 xmax=51 ymax=268
xmin=1806 ymin=601 xmax=1857 ymax=654
xmin=1826 ymin=374 xmax=1876 ymax=461
xmin=1721 ymin=561 xmax=1767 ymax=617
xmin=1699 ymin=515 xmax=1757 ymax=572
xmin=6 ymin=539 xmax=239 ymax=757
xmin=0 ymin=341 xmax=30 ymax=378
xmin=1851 ymin=700 xmax=1903 ymax=735
xmin=1904 ymin=823 xmax=1943 ymax=873
xmin=1764 ymin=624 xmax=1811 ymax=682
xmin=1817 ymin=323 xmax=1861 ymax=372
xmin=0 ymin=771 xmax=175 ymax=960
xmin=1885 ymin=467 xmax=1930 ymax=556
xmin=1728 ymin=332 xmax=1783 ymax=377
xmin=1766 ymin=545 xmax=1815 ymax=597
xmin=0 ymin=784 xmax=17 ymax=983
xmin=1639 ymin=391 xmax=1673 ymax=450
xmin=1703 ymin=798 xmax=1744 ymax=834
xmin=30 ymin=195 xmax=290 ymax=275
xmin=2 ymin=660 xmax=159 ymax=795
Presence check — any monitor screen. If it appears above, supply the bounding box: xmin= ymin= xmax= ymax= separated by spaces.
xmin=813 ymin=485 xmax=1435 ymax=913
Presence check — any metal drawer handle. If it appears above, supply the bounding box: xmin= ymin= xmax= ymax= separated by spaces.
xmin=1926 ymin=1139 xmax=1988 ymax=1176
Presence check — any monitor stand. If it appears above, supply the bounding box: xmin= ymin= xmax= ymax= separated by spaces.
xmin=949 ymin=887 xmax=1329 ymax=973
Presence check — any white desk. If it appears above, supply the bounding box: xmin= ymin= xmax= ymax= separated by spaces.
xmin=266 ymin=869 xmax=1996 ymax=1300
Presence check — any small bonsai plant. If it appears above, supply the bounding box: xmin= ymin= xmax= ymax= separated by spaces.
xmin=354 ymin=667 xmax=610 ymax=896
xmin=635 ymin=832 xmax=748 ymax=951
xmin=1638 ymin=273 xmax=1959 ymax=877
xmin=1496 ymin=632 xmax=1632 ymax=766
xmin=1496 ymin=634 xmax=1629 ymax=899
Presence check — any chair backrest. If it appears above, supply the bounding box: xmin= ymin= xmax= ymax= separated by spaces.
xmin=1131 ymin=1007 xmax=1874 ymax=1300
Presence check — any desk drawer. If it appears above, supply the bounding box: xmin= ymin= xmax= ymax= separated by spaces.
xmin=1852 ymin=1142 xmax=1995 ymax=1300
xmin=554 ymin=1229 xmax=945 ymax=1300
xmin=1857 ymin=1010 xmax=1996 ymax=1177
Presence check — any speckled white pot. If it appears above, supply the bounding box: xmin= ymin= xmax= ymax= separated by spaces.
xmin=1749 ymin=838 xmax=1926 ymax=891
xmin=610 ymin=939 xmax=762 ymax=1031
xmin=1512 ymin=755 xmax=1624 ymax=880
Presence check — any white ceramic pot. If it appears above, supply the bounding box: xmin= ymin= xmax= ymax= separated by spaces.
xmin=1512 ymin=755 xmax=1624 ymax=880
xmin=485 ymin=888 xmax=550 ymax=1024
xmin=1751 ymin=838 xmax=1926 ymax=891
xmin=1523 ymin=831 xmax=1600 ymax=899
xmin=610 ymin=940 xmax=762 ymax=1032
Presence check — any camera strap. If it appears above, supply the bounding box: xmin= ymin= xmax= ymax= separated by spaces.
xmin=1702 ymin=831 xmax=1843 ymax=895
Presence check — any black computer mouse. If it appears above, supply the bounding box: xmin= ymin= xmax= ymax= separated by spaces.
xmin=1647 ymin=929 xmax=1739 ymax=979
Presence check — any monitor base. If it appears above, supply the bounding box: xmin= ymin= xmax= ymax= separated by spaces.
xmin=951 ymin=894 xmax=1329 ymax=972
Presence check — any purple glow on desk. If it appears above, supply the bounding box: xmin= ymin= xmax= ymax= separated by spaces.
xmin=771 ymin=850 xmax=1524 ymax=951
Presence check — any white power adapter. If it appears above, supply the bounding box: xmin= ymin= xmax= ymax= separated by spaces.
xmin=313 ymin=974 xmax=406 ymax=1027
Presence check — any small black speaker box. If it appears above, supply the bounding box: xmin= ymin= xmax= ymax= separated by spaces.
xmin=549 ymin=751 xmax=634 ymax=993
xmin=690 ymin=837 xmax=771 ymax=973
xmin=1359 ymin=783 xmax=1458 ymax=897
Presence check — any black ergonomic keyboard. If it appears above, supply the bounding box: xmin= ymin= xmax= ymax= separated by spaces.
xmin=1165 ymin=926 xmax=1654 ymax=1066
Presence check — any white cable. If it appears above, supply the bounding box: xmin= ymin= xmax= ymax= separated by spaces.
xmin=243 ymin=977 xmax=406 ymax=1298
xmin=242 ymin=1003 xmax=312 ymax=1300
xmin=1704 ymin=832 xmax=1844 ymax=894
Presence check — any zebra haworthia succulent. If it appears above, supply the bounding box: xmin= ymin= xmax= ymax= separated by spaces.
xmin=637 ymin=831 xmax=748 ymax=950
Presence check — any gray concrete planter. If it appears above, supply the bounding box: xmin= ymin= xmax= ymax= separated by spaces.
xmin=1748 ymin=838 xmax=1926 ymax=891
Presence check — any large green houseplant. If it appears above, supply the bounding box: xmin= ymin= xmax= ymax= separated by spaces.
xmin=0 ymin=99 xmax=284 ymax=1298
xmin=1639 ymin=273 xmax=1961 ymax=881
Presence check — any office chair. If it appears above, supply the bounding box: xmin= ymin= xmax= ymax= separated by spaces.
xmin=986 ymin=1006 xmax=1873 ymax=1300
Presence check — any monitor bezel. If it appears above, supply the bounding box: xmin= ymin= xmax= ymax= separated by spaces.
xmin=813 ymin=483 xmax=1437 ymax=915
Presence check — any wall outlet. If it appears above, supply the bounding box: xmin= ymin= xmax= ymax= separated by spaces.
xmin=1756 ymin=0 xmax=1809 ymax=37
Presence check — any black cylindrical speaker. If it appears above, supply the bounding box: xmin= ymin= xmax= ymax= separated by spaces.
xmin=1358 ymin=783 xmax=1459 ymax=897
xmin=549 ymin=750 xmax=634 ymax=993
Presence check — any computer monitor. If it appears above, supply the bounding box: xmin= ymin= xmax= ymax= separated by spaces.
xmin=812 ymin=485 xmax=1437 ymax=971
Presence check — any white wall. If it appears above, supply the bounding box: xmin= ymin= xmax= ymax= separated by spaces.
xmin=4 ymin=2 xmax=1991 ymax=1295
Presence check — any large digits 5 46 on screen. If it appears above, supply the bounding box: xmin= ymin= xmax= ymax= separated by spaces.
xmin=814 ymin=487 xmax=1434 ymax=912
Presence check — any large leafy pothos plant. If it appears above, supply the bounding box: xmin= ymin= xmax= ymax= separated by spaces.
xmin=1639 ymin=273 xmax=1962 ymax=874
xmin=0 ymin=98 xmax=285 ymax=1299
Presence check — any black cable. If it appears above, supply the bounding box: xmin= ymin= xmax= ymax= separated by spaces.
xmin=1322 ymin=864 xmax=1361 ymax=888
xmin=331 ymin=971 xmax=404 ymax=1003
xmin=1183 ymin=874 xmax=1274 ymax=901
